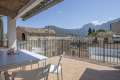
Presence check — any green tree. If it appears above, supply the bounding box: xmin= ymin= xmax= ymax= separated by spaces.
xmin=92 ymin=29 xmax=95 ymax=33
xmin=88 ymin=27 xmax=92 ymax=35
xmin=97 ymin=29 xmax=106 ymax=32
xmin=0 ymin=16 xmax=3 ymax=46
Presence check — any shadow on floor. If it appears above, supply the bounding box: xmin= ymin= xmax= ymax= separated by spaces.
xmin=13 ymin=65 xmax=50 ymax=80
xmin=79 ymin=68 xmax=120 ymax=80
xmin=112 ymin=65 xmax=120 ymax=70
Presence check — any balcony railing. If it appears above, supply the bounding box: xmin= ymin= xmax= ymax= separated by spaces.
xmin=17 ymin=38 xmax=120 ymax=65
xmin=0 ymin=40 xmax=8 ymax=48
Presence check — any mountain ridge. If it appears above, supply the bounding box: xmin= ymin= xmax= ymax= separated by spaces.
xmin=45 ymin=18 xmax=120 ymax=37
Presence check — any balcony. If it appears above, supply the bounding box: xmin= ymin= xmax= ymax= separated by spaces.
xmin=17 ymin=39 xmax=120 ymax=64
xmin=5 ymin=56 xmax=120 ymax=80
xmin=0 ymin=38 xmax=120 ymax=80
xmin=4 ymin=38 xmax=117 ymax=80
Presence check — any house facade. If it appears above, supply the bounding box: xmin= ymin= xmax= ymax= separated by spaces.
xmin=16 ymin=26 xmax=73 ymax=56
xmin=16 ymin=26 xmax=56 ymax=41
xmin=111 ymin=21 xmax=120 ymax=42
xmin=111 ymin=21 xmax=120 ymax=34
xmin=16 ymin=26 xmax=56 ymax=56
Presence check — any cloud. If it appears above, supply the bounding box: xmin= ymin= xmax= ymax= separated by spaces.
xmin=91 ymin=20 xmax=106 ymax=25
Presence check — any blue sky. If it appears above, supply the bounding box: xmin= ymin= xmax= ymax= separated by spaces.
xmin=3 ymin=0 xmax=120 ymax=32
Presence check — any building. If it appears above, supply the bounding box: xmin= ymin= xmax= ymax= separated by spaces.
xmin=17 ymin=26 xmax=73 ymax=56
xmin=111 ymin=21 xmax=120 ymax=42
xmin=17 ymin=26 xmax=56 ymax=56
xmin=16 ymin=26 xmax=56 ymax=41
xmin=96 ymin=31 xmax=113 ymax=43
xmin=111 ymin=21 xmax=120 ymax=34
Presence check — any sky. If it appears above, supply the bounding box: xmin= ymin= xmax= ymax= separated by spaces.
xmin=3 ymin=0 xmax=120 ymax=32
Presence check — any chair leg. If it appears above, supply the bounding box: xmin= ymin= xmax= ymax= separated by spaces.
xmin=0 ymin=71 xmax=2 ymax=80
xmin=57 ymin=69 xmax=59 ymax=80
xmin=61 ymin=67 xmax=63 ymax=80
xmin=11 ymin=72 xmax=16 ymax=80
xmin=4 ymin=71 xmax=10 ymax=80
xmin=46 ymin=74 xmax=49 ymax=80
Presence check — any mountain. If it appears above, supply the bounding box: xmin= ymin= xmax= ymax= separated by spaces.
xmin=79 ymin=23 xmax=96 ymax=36
xmin=45 ymin=25 xmax=81 ymax=36
xmin=45 ymin=18 xmax=120 ymax=37
xmin=80 ymin=18 xmax=120 ymax=36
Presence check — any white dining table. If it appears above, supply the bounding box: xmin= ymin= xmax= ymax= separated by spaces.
xmin=0 ymin=49 xmax=48 ymax=80
xmin=0 ymin=49 xmax=48 ymax=70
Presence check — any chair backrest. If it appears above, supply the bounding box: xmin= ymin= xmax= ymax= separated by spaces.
xmin=36 ymin=64 xmax=51 ymax=80
xmin=57 ymin=55 xmax=63 ymax=67
xmin=57 ymin=51 xmax=65 ymax=66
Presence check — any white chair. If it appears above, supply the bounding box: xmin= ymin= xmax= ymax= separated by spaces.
xmin=11 ymin=64 xmax=51 ymax=80
xmin=49 ymin=52 xmax=65 ymax=80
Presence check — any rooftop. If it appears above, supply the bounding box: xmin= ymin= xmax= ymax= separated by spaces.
xmin=17 ymin=26 xmax=56 ymax=35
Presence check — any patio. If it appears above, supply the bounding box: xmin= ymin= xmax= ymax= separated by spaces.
xmin=48 ymin=56 xmax=120 ymax=80
xmin=0 ymin=0 xmax=120 ymax=80
xmin=7 ymin=56 xmax=120 ymax=80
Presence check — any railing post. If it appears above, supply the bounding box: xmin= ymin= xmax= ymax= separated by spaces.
xmin=44 ymin=39 xmax=47 ymax=56
xmin=78 ymin=40 xmax=80 ymax=58
xmin=62 ymin=40 xmax=64 ymax=55
xmin=103 ymin=41 xmax=105 ymax=63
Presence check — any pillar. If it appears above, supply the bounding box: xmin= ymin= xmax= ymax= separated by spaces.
xmin=7 ymin=17 xmax=17 ymax=49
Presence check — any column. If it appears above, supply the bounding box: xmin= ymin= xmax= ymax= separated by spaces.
xmin=7 ymin=17 xmax=17 ymax=49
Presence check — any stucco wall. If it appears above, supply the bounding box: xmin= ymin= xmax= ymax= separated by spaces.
xmin=112 ymin=22 xmax=120 ymax=33
xmin=16 ymin=27 xmax=27 ymax=41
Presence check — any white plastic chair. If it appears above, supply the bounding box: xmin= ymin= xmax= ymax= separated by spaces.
xmin=49 ymin=52 xmax=65 ymax=80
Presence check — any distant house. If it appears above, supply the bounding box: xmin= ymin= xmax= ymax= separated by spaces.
xmin=111 ymin=21 xmax=120 ymax=34
xmin=16 ymin=26 xmax=73 ymax=56
xmin=96 ymin=32 xmax=113 ymax=43
xmin=111 ymin=21 xmax=120 ymax=43
xmin=16 ymin=26 xmax=56 ymax=41
xmin=16 ymin=26 xmax=57 ymax=56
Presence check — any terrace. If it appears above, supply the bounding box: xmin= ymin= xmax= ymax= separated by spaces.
xmin=0 ymin=0 xmax=120 ymax=80
xmin=16 ymin=39 xmax=120 ymax=80
xmin=6 ymin=56 xmax=120 ymax=80
xmin=48 ymin=56 xmax=120 ymax=80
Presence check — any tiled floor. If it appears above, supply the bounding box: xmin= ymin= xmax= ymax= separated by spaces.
xmin=48 ymin=56 xmax=120 ymax=80
xmin=9 ymin=56 xmax=120 ymax=80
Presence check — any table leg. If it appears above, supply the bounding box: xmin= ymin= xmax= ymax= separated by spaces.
xmin=4 ymin=71 xmax=10 ymax=80
xmin=0 ymin=71 xmax=1 ymax=80
xmin=4 ymin=71 xmax=16 ymax=80
xmin=11 ymin=72 xmax=16 ymax=80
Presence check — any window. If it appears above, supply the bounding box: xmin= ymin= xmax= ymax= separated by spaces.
xmin=22 ymin=33 xmax=25 ymax=41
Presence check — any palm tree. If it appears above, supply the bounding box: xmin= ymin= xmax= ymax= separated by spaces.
xmin=0 ymin=16 xmax=3 ymax=46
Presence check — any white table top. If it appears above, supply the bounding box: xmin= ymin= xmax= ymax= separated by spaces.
xmin=0 ymin=49 xmax=48 ymax=71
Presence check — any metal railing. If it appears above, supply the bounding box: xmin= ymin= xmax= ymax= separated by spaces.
xmin=17 ymin=39 xmax=64 ymax=57
xmin=17 ymin=38 xmax=120 ymax=65
xmin=0 ymin=40 xmax=8 ymax=48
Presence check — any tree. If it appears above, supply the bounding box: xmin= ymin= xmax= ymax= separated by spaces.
xmin=92 ymin=29 xmax=95 ymax=33
xmin=97 ymin=29 xmax=106 ymax=32
xmin=0 ymin=16 xmax=3 ymax=46
xmin=88 ymin=27 xmax=92 ymax=35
